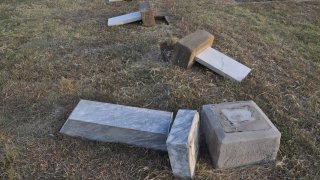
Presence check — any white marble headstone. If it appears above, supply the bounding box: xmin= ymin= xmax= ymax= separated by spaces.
xmin=60 ymin=100 xmax=173 ymax=151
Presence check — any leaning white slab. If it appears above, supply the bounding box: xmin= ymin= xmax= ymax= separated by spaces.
xmin=60 ymin=100 xmax=173 ymax=151
xmin=201 ymin=101 xmax=281 ymax=169
xmin=195 ymin=47 xmax=251 ymax=82
xmin=167 ymin=110 xmax=200 ymax=179
xmin=108 ymin=11 xmax=142 ymax=26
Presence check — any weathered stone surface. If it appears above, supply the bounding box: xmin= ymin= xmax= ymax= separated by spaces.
xmin=201 ymin=101 xmax=281 ymax=169
xmin=167 ymin=110 xmax=200 ymax=179
xmin=172 ymin=30 xmax=214 ymax=68
xmin=195 ymin=47 xmax=251 ymax=82
xmin=108 ymin=11 xmax=142 ymax=26
xmin=139 ymin=1 xmax=156 ymax=27
xmin=60 ymin=100 xmax=173 ymax=151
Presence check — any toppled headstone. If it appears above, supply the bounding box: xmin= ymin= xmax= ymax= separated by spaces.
xmin=201 ymin=101 xmax=281 ymax=168
xmin=172 ymin=30 xmax=251 ymax=82
xmin=167 ymin=110 xmax=200 ymax=179
xmin=60 ymin=100 xmax=173 ymax=151
xmin=108 ymin=1 xmax=156 ymax=27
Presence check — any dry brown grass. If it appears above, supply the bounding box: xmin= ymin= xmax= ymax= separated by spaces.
xmin=0 ymin=0 xmax=319 ymax=179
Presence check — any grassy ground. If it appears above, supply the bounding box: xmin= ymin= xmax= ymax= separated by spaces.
xmin=0 ymin=0 xmax=319 ymax=179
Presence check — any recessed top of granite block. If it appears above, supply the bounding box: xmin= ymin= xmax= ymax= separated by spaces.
xmin=201 ymin=101 xmax=281 ymax=168
xmin=209 ymin=101 xmax=272 ymax=133
xmin=69 ymin=100 xmax=173 ymax=135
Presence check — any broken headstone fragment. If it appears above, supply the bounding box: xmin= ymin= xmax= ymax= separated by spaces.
xmin=60 ymin=100 xmax=173 ymax=151
xmin=201 ymin=101 xmax=281 ymax=169
xmin=167 ymin=110 xmax=200 ymax=179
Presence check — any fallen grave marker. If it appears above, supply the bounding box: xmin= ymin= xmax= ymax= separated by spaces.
xmin=107 ymin=1 xmax=156 ymax=27
xmin=60 ymin=99 xmax=282 ymax=177
xmin=172 ymin=30 xmax=251 ymax=82
xmin=60 ymin=100 xmax=173 ymax=151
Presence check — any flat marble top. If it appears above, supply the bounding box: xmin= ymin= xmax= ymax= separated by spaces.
xmin=69 ymin=100 xmax=173 ymax=134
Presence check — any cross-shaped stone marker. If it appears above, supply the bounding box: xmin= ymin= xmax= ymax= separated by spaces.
xmin=172 ymin=30 xmax=252 ymax=82
xmin=108 ymin=1 xmax=156 ymax=27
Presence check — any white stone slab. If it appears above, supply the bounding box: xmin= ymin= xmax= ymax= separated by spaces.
xmin=167 ymin=110 xmax=200 ymax=179
xmin=108 ymin=11 xmax=142 ymax=26
xmin=109 ymin=0 xmax=123 ymax=2
xmin=201 ymin=101 xmax=281 ymax=168
xmin=60 ymin=100 xmax=173 ymax=151
xmin=195 ymin=47 xmax=251 ymax=82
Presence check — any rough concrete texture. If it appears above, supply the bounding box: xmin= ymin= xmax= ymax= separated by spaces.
xmin=201 ymin=101 xmax=281 ymax=169
xmin=172 ymin=30 xmax=214 ymax=68
xmin=60 ymin=100 xmax=173 ymax=151
xmin=139 ymin=1 xmax=156 ymax=27
xmin=167 ymin=110 xmax=200 ymax=179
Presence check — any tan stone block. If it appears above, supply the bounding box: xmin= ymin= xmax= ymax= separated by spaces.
xmin=139 ymin=2 xmax=156 ymax=27
xmin=172 ymin=30 xmax=214 ymax=68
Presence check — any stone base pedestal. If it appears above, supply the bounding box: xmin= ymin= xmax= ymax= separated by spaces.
xmin=201 ymin=101 xmax=281 ymax=168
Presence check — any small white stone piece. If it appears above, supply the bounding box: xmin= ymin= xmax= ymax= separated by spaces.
xmin=167 ymin=110 xmax=200 ymax=179
xmin=60 ymin=100 xmax=173 ymax=151
xmin=108 ymin=11 xmax=142 ymax=26
xmin=109 ymin=0 xmax=123 ymax=2
xmin=195 ymin=47 xmax=251 ymax=82
xmin=201 ymin=101 xmax=281 ymax=168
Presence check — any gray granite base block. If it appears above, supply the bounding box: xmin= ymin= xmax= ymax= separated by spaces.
xmin=60 ymin=100 xmax=173 ymax=151
xmin=166 ymin=110 xmax=200 ymax=179
xmin=201 ymin=101 xmax=281 ymax=169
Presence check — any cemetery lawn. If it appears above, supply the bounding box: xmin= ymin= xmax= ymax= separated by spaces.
xmin=1 ymin=0 xmax=319 ymax=179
